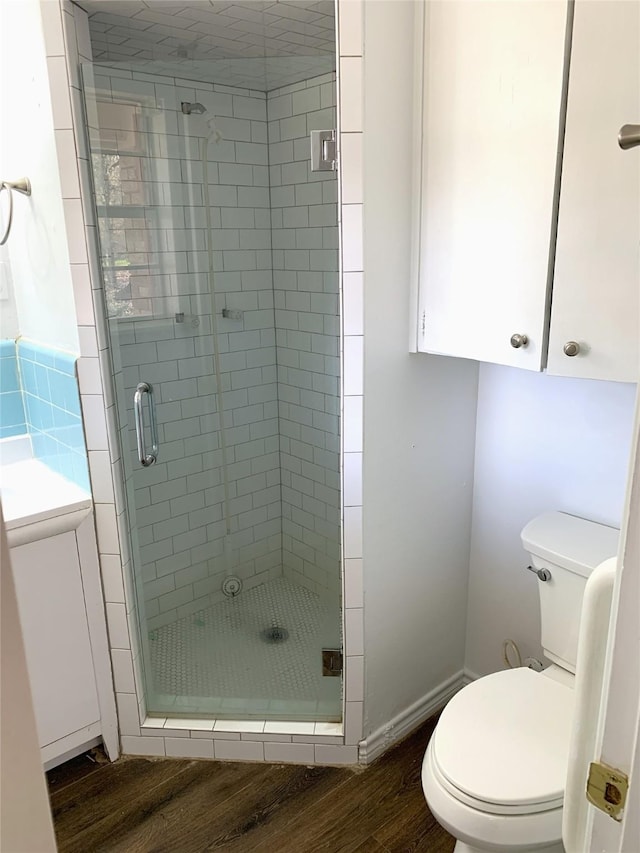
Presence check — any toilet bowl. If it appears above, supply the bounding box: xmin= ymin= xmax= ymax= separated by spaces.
xmin=421 ymin=511 xmax=619 ymax=853
xmin=422 ymin=667 xmax=572 ymax=852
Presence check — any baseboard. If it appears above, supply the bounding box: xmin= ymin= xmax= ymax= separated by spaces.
xmin=463 ymin=667 xmax=481 ymax=684
xmin=358 ymin=670 xmax=465 ymax=765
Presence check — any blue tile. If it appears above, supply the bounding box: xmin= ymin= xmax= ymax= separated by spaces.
xmin=22 ymin=393 xmax=35 ymax=428
xmin=35 ymin=347 xmax=58 ymax=370
xmin=18 ymin=358 xmax=36 ymax=395
xmin=52 ymin=449 xmax=74 ymax=482
xmin=30 ymin=431 xmax=51 ymax=460
xmin=17 ymin=341 xmax=39 ymax=364
xmin=0 ymin=357 xmax=20 ymax=393
xmin=52 ymin=405 xmax=76 ymax=429
xmin=23 ymin=393 xmax=39 ymax=430
xmin=38 ymin=399 xmax=55 ymax=432
xmin=0 ymin=391 xmax=27 ymax=428
xmin=0 ymin=423 xmax=26 ymax=439
xmin=34 ymin=363 xmax=50 ymax=401
xmin=54 ymin=351 xmax=77 ymax=376
xmin=66 ymin=422 xmax=86 ymax=454
xmin=0 ymin=340 xmax=16 ymax=359
xmin=11 ymin=341 xmax=88 ymax=488
xmin=48 ymin=370 xmax=68 ymax=410
xmin=61 ymin=374 xmax=82 ymax=415
xmin=72 ymin=454 xmax=91 ymax=492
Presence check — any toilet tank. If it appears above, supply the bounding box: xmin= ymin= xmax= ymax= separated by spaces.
xmin=521 ymin=512 xmax=619 ymax=673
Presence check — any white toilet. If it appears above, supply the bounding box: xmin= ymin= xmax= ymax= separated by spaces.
xmin=421 ymin=511 xmax=619 ymax=853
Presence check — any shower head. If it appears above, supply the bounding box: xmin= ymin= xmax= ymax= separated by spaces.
xmin=181 ymin=102 xmax=206 ymax=115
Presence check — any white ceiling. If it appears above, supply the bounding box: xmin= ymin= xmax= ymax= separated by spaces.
xmin=78 ymin=0 xmax=336 ymax=65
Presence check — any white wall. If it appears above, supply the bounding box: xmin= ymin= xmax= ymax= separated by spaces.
xmin=0 ymin=0 xmax=79 ymax=353
xmin=0 ymin=245 xmax=20 ymax=340
xmin=465 ymin=363 xmax=637 ymax=677
xmin=362 ymin=0 xmax=479 ymax=738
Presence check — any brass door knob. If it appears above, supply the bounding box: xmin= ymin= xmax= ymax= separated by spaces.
xmin=510 ymin=334 xmax=529 ymax=349
xmin=563 ymin=341 xmax=581 ymax=357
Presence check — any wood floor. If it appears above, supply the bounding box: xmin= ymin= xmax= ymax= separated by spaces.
xmin=48 ymin=716 xmax=454 ymax=853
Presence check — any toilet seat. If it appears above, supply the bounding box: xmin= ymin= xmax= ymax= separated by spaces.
xmin=430 ymin=746 xmax=561 ymax=816
xmin=422 ymin=739 xmax=564 ymax=852
xmin=432 ymin=668 xmax=574 ymax=816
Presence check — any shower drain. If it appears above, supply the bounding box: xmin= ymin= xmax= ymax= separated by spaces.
xmin=261 ymin=626 xmax=290 ymax=644
xmin=222 ymin=576 xmax=243 ymax=597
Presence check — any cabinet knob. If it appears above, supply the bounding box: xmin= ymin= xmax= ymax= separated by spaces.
xmin=510 ymin=333 xmax=529 ymax=349
xmin=563 ymin=341 xmax=581 ymax=357
xmin=618 ymin=124 xmax=640 ymax=150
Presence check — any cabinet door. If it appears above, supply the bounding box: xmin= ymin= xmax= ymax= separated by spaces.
xmin=415 ymin=0 xmax=568 ymax=369
xmin=11 ymin=532 xmax=101 ymax=748
xmin=548 ymin=0 xmax=639 ymax=382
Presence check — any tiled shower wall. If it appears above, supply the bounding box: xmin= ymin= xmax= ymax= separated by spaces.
xmin=268 ymin=76 xmax=341 ymax=602
xmin=89 ymin=71 xmax=282 ymax=630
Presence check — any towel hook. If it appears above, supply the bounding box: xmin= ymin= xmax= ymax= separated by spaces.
xmin=0 ymin=178 xmax=32 ymax=245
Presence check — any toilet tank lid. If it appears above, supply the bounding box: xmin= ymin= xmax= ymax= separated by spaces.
xmin=521 ymin=512 xmax=619 ymax=578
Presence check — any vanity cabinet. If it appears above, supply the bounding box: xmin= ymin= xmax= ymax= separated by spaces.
xmin=11 ymin=530 xmax=102 ymax=764
xmin=8 ymin=507 xmax=118 ymax=769
xmin=412 ymin=0 xmax=639 ymax=382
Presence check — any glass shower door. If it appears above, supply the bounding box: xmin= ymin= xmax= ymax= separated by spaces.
xmin=84 ymin=57 xmax=341 ymax=721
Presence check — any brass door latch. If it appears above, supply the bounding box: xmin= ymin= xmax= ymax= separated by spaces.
xmin=586 ymin=761 xmax=629 ymax=821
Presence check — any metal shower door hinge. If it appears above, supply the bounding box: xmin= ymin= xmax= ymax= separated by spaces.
xmin=322 ymin=648 xmax=343 ymax=676
xmin=310 ymin=130 xmax=337 ymax=171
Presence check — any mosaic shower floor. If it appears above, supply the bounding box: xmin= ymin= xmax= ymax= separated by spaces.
xmin=148 ymin=578 xmax=342 ymax=720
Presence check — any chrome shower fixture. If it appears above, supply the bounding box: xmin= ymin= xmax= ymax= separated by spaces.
xmin=181 ymin=102 xmax=206 ymax=115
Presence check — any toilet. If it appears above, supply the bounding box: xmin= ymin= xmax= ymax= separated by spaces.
xmin=421 ymin=511 xmax=619 ymax=853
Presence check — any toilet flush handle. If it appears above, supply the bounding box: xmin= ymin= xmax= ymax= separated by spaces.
xmin=526 ymin=565 xmax=552 ymax=582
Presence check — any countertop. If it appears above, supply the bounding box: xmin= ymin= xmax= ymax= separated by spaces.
xmin=0 ymin=457 xmax=92 ymax=546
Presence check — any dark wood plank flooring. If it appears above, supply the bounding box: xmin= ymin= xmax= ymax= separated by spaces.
xmin=48 ymin=717 xmax=454 ymax=853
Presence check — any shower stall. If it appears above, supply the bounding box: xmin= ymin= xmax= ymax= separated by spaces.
xmin=83 ymin=49 xmax=341 ymax=721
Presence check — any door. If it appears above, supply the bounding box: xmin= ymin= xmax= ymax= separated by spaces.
xmin=582 ymin=394 xmax=640 ymax=851
xmin=548 ymin=0 xmax=640 ymax=382
xmin=563 ymin=49 xmax=640 ymax=841
xmin=414 ymin=0 xmax=568 ymax=368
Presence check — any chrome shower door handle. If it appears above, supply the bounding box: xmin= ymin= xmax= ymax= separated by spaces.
xmin=134 ymin=382 xmax=158 ymax=467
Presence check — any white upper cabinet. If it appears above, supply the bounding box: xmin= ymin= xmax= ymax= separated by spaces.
xmin=548 ymin=0 xmax=639 ymax=383
xmin=413 ymin=0 xmax=568 ymax=370
xmin=412 ymin=0 xmax=639 ymax=382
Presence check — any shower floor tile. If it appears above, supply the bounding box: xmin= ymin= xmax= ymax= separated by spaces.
xmin=148 ymin=578 xmax=341 ymax=720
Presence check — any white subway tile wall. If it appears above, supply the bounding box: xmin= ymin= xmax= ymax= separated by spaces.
xmin=268 ymin=74 xmax=341 ymax=604
xmin=50 ymin=0 xmax=366 ymax=760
